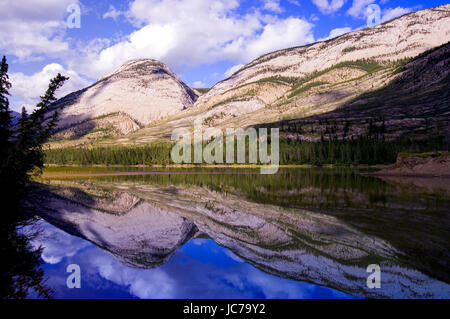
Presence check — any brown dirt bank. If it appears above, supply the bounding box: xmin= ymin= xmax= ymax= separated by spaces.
xmin=371 ymin=152 xmax=450 ymax=177
xmin=40 ymin=171 xmax=262 ymax=178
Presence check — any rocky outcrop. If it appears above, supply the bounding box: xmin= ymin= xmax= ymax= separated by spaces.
xmin=374 ymin=153 xmax=450 ymax=177
xmin=49 ymin=59 xmax=198 ymax=135
xmin=188 ymin=4 xmax=450 ymax=125
xmin=266 ymin=41 xmax=450 ymax=143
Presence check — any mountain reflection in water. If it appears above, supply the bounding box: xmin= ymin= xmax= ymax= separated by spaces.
xmin=27 ymin=168 xmax=450 ymax=299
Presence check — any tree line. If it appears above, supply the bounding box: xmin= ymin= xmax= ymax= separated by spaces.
xmin=44 ymin=135 xmax=446 ymax=166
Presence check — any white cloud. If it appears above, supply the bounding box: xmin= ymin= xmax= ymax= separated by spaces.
xmin=224 ymin=64 xmax=245 ymax=78
xmin=0 ymin=21 xmax=69 ymax=61
xmin=347 ymin=0 xmax=412 ymax=22
xmin=0 ymin=0 xmax=77 ymax=60
xmin=262 ymin=0 xmax=283 ymax=13
xmin=225 ymin=250 xmax=244 ymax=263
xmin=312 ymin=0 xmax=346 ymax=14
xmin=310 ymin=14 xmax=320 ymax=22
xmin=347 ymin=0 xmax=375 ymax=18
xmin=382 ymin=7 xmax=412 ymax=22
xmin=68 ymin=0 xmax=315 ymax=79
xmin=287 ymin=0 xmax=301 ymax=6
xmin=103 ymin=5 xmax=123 ymax=20
xmin=192 ymin=239 xmax=208 ymax=245
xmin=192 ymin=80 xmax=206 ymax=87
xmin=318 ymin=26 xmax=352 ymax=41
xmin=10 ymin=63 xmax=90 ymax=111
xmin=23 ymin=220 xmax=90 ymax=265
xmin=228 ymin=17 xmax=315 ymax=62
xmin=91 ymin=253 xmax=176 ymax=299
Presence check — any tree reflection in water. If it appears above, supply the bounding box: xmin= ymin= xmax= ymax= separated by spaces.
xmin=1 ymin=193 xmax=53 ymax=299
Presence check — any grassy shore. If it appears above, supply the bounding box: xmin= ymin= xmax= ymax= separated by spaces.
xmin=39 ymin=164 xmax=388 ymax=180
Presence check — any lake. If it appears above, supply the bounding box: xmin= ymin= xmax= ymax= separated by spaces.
xmin=20 ymin=167 xmax=450 ymax=298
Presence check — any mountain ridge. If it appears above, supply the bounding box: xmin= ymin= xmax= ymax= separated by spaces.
xmin=48 ymin=59 xmax=198 ymax=142
xmin=46 ymin=4 xmax=450 ymax=148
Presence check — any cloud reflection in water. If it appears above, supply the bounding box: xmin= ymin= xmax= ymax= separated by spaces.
xmin=27 ymin=220 xmax=353 ymax=299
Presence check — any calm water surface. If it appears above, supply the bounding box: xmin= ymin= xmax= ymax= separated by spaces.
xmin=23 ymin=168 xmax=450 ymax=299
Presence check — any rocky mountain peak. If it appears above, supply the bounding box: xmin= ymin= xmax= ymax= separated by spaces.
xmin=98 ymin=58 xmax=174 ymax=82
xmin=49 ymin=58 xmax=198 ymax=141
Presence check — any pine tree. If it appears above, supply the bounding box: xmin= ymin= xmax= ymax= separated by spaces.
xmin=0 ymin=56 xmax=67 ymax=299
xmin=0 ymin=55 xmax=69 ymax=200
xmin=0 ymin=56 xmax=12 ymax=165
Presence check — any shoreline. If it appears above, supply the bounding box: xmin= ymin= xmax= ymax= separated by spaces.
xmin=40 ymin=164 xmax=450 ymax=179
xmin=40 ymin=171 xmax=265 ymax=178
xmin=366 ymin=172 xmax=450 ymax=178
xmin=368 ymin=152 xmax=450 ymax=178
xmin=43 ymin=163 xmax=389 ymax=169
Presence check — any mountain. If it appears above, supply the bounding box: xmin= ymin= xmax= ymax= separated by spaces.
xmin=48 ymin=59 xmax=197 ymax=144
xmin=39 ymin=190 xmax=197 ymax=268
xmin=47 ymin=4 xmax=450 ymax=148
xmin=264 ymin=41 xmax=450 ymax=143
xmin=193 ymin=5 xmax=450 ymax=121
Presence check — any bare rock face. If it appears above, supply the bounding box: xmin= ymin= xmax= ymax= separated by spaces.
xmin=38 ymin=196 xmax=198 ymax=268
xmin=201 ymin=5 xmax=450 ymax=101
xmin=52 ymin=59 xmax=198 ymax=133
xmin=188 ymin=5 xmax=450 ymax=125
xmin=109 ymin=4 xmax=449 ymax=144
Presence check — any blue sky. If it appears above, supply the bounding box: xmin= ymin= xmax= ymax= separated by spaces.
xmin=1 ymin=0 xmax=448 ymax=112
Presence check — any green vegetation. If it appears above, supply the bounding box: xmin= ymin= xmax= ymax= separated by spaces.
xmin=43 ymin=135 xmax=446 ymax=166
xmin=45 ymin=144 xmax=173 ymax=166
xmin=398 ymin=151 xmax=450 ymax=158
xmin=0 ymin=55 xmax=68 ymax=298
xmin=195 ymin=88 xmax=211 ymax=94
xmin=291 ymin=59 xmax=384 ymax=92
xmin=342 ymin=46 xmax=358 ymax=53
xmin=130 ymin=60 xmax=166 ymax=73
xmin=255 ymin=76 xmax=298 ymax=85
xmin=1 ymin=57 xmax=69 ymax=204
xmin=391 ymin=57 xmax=413 ymax=74
xmin=211 ymin=97 xmax=236 ymax=109
xmin=279 ymin=136 xmax=446 ymax=165
xmin=288 ymin=81 xmax=329 ymax=98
